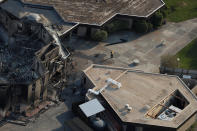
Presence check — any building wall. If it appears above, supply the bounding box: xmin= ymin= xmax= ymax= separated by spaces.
xmin=35 ymin=79 xmax=42 ymax=101
xmin=124 ymin=123 xmax=176 ymax=131
xmin=29 ymin=23 xmax=53 ymax=44
xmin=192 ymin=85 xmax=197 ymax=95
xmin=0 ymin=8 xmax=53 ymax=45
xmin=40 ymin=26 xmax=53 ymax=44
xmin=90 ymin=28 xmax=100 ymax=37
xmin=0 ymin=86 xmax=10 ymax=111
xmin=27 ymin=71 xmax=50 ymax=106
xmin=27 ymin=84 xmax=33 ymax=103
xmin=115 ymin=17 xmax=133 ymax=29
xmin=82 ymin=73 xmax=95 ymax=90
xmin=77 ymin=26 xmax=87 ymax=37
xmin=42 ymin=87 xmax=47 ymax=100
xmin=177 ymin=113 xmax=197 ymax=131
xmin=0 ymin=9 xmax=18 ymax=36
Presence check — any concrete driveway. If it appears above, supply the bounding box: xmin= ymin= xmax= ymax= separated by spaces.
xmin=69 ymin=18 xmax=197 ymax=73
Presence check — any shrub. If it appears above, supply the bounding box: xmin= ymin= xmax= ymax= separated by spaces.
xmin=133 ymin=20 xmax=148 ymax=33
xmin=160 ymin=55 xmax=178 ymax=68
xmin=91 ymin=30 xmax=108 ymax=41
xmin=105 ymin=22 xmax=115 ymax=33
xmin=152 ymin=11 xmax=164 ymax=27
xmin=161 ymin=9 xmax=168 ymax=18
xmin=105 ymin=20 xmax=130 ymax=33
xmin=147 ymin=22 xmax=153 ymax=32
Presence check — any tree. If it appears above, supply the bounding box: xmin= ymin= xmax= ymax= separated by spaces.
xmin=147 ymin=22 xmax=153 ymax=32
xmin=105 ymin=20 xmax=130 ymax=33
xmin=152 ymin=11 xmax=164 ymax=27
xmin=133 ymin=20 xmax=148 ymax=33
xmin=91 ymin=30 xmax=108 ymax=41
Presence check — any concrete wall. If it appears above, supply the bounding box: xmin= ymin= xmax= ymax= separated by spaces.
xmin=27 ymin=71 xmax=50 ymax=105
xmin=0 ymin=9 xmax=18 ymax=36
xmin=77 ymin=26 xmax=87 ymax=37
xmin=160 ymin=66 xmax=197 ymax=79
xmin=125 ymin=124 xmax=176 ymax=131
xmin=0 ymin=9 xmax=11 ymax=29
xmin=27 ymin=84 xmax=33 ymax=103
xmin=42 ymin=88 xmax=47 ymax=100
xmin=0 ymin=86 xmax=10 ymax=110
xmin=115 ymin=17 xmax=133 ymax=29
xmin=0 ymin=8 xmax=53 ymax=45
xmin=135 ymin=127 xmax=143 ymax=131
xmin=44 ymin=72 xmax=50 ymax=87
xmin=90 ymin=28 xmax=100 ymax=37
xmin=192 ymin=85 xmax=197 ymax=95
xmin=35 ymin=79 xmax=42 ymax=102
xmin=82 ymin=73 xmax=95 ymax=90
xmin=40 ymin=27 xmax=53 ymax=44
xmin=177 ymin=113 xmax=197 ymax=131
xmin=30 ymin=23 xmax=53 ymax=44
xmin=122 ymin=118 xmax=176 ymax=131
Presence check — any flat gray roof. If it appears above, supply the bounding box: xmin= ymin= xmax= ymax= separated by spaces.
xmin=84 ymin=64 xmax=197 ymax=128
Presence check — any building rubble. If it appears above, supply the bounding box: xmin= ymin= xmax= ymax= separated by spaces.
xmin=0 ymin=7 xmax=73 ymax=126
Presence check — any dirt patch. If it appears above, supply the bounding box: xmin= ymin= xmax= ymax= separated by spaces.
xmin=179 ymin=1 xmax=188 ymax=7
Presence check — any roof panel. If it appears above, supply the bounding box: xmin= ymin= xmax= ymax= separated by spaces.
xmin=79 ymin=99 xmax=105 ymax=117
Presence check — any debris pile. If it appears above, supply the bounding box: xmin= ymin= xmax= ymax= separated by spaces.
xmin=0 ymin=8 xmax=71 ymax=126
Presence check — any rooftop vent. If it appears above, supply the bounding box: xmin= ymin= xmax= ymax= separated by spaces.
xmin=125 ymin=104 xmax=132 ymax=112
xmin=88 ymin=78 xmax=121 ymax=95
xmin=106 ymin=78 xmax=121 ymax=89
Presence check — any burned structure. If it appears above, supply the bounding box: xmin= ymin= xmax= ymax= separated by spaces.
xmin=0 ymin=4 xmax=69 ymax=120
xmin=82 ymin=64 xmax=197 ymax=131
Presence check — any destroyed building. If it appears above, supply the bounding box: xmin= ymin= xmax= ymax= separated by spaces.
xmin=0 ymin=0 xmax=165 ymax=37
xmin=0 ymin=2 xmax=70 ymax=120
xmin=81 ymin=64 xmax=197 ymax=131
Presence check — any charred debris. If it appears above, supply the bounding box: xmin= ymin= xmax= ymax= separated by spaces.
xmin=0 ymin=8 xmax=74 ymax=125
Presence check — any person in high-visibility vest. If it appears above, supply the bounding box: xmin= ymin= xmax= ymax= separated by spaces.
xmin=110 ymin=51 xmax=114 ymax=58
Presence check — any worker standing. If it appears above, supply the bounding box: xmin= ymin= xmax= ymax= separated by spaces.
xmin=110 ymin=51 xmax=114 ymax=58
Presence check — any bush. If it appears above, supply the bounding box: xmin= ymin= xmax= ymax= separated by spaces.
xmin=147 ymin=22 xmax=153 ymax=32
xmin=161 ymin=9 xmax=168 ymax=18
xmin=91 ymin=30 xmax=108 ymax=41
xmin=160 ymin=55 xmax=178 ymax=68
xmin=105 ymin=20 xmax=130 ymax=33
xmin=133 ymin=20 xmax=148 ymax=33
xmin=152 ymin=11 xmax=164 ymax=27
